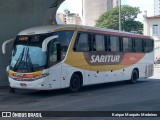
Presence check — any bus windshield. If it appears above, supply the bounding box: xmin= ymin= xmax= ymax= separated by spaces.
xmin=10 ymin=33 xmax=52 ymax=73
xmin=10 ymin=30 xmax=74 ymax=73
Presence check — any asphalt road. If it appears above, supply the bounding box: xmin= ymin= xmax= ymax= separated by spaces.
xmin=0 ymin=68 xmax=160 ymax=120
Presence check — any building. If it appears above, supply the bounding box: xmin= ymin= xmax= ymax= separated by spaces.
xmin=58 ymin=13 xmax=66 ymax=23
xmin=113 ymin=0 xmax=119 ymax=8
xmin=82 ymin=0 xmax=119 ymax=26
xmin=66 ymin=13 xmax=82 ymax=25
xmin=154 ymin=0 xmax=160 ymax=15
xmin=58 ymin=9 xmax=82 ymax=25
xmin=143 ymin=11 xmax=160 ymax=61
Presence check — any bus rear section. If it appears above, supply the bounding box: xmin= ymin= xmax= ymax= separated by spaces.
xmin=64 ymin=27 xmax=154 ymax=90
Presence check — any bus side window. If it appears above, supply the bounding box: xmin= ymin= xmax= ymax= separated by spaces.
xmin=134 ymin=38 xmax=143 ymax=52
xmin=128 ymin=38 xmax=133 ymax=52
xmin=93 ymin=34 xmax=105 ymax=52
xmin=144 ymin=39 xmax=154 ymax=52
xmin=123 ymin=37 xmax=128 ymax=52
xmin=74 ymin=33 xmax=90 ymax=52
xmin=110 ymin=36 xmax=119 ymax=52
xmin=123 ymin=37 xmax=132 ymax=52
xmin=53 ymin=30 xmax=74 ymax=59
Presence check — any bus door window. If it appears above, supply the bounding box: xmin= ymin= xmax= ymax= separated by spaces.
xmin=49 ymin=41 xmax=58 ymax=63
xmin=93 ymin=34 xmax=105 ymax=52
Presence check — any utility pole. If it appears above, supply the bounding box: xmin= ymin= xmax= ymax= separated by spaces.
xmin=82 ymin=0 xmax=84 ymax=25
xmin=119 ymin=0 xmax=122 ymax=31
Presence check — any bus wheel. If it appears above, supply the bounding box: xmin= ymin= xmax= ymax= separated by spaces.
xmin=130 ymin=69 xmax=139 ymax=84
xmin=69 ymin=74 xmax=81 ymax=92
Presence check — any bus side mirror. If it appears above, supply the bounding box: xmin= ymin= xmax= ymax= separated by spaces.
xmin=6 ymin=65 xmax=9 ymax=73
xmin=56 ymin=43 xmax=61 ymax=61
xmin=42 ymin=35 xmax=58 ymax=52
xmin=2 ymin=39 xmax=15 ymax=54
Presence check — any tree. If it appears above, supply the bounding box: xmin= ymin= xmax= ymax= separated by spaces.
xmin=95 ymin=5 xmax=143 ymax=34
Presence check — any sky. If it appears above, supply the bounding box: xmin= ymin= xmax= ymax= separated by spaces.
xmin=58 ymin=0 xmax=83 ymax=17
xmin=58 ymin=0 xmax=154 ymax=22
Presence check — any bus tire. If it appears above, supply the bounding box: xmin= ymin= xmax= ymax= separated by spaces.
xmin=130 ymin=69 xmax=139 ymax=84
xmin=69 ymin=74 xmax=81 ymax=92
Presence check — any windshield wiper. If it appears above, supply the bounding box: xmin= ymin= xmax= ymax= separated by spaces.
xmin=24 ymin=47 xmax=34 ymax=72
xmin=14 ymin=47 xmax=25 ymax=71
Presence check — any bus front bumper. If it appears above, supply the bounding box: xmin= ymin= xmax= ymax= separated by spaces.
xmin=9 ymin=77 xmax=49 ymax=90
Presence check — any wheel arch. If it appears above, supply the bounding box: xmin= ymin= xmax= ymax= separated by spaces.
xmin=133 ymin=68 xmax=139 ymax=78
xmin=72 ymin=71 xmax=83 ymax=86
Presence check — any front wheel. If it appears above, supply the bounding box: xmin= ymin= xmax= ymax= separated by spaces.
xmin=69 ymin=74 xmax=81 ymax=92
xmin=130 ymin=69 xmax=139 ymax=84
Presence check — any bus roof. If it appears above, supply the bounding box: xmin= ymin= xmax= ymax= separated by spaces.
xmin=18 ymin=25 xmax=76 ymax=35
xmin=18 ymin=24 xmax=152 ymax=39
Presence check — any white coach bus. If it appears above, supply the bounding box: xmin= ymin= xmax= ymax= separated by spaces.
xmin=2 ymin=25 xmax=154 ymax=92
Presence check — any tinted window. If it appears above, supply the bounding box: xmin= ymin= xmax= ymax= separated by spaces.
xmin=123 ymin=37 xmax=132 ymax=52
xmin=48 ymin=30 xmax=74 ymax=65
xmin=10 ymin=34 xmax=52 ymax=72
xmin=134 ymin=39 xmax=142 ymax=52
xmin=74 ymin=33 xmax=91 ymax=52
xmin=109 ymin=36 xmax=119 ymax=52
xmin=144 ymin=39 xmax=154 ymax=52
xmin=49 ymin=42 xmax=58 ymax=63
xmin=53 ymin=30 xmax=74 ymax=52
xmin=93 ymin=34 xmax=105 ymax=51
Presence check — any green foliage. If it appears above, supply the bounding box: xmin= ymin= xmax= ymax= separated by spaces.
xmin=95 ymin=5 xmax=143 ymax=34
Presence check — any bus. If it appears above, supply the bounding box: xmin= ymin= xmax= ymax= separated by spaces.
xmin=2 ymin=25 xmax=154 ymax=92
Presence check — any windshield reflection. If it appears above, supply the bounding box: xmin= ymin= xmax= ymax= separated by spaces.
xmin=10 ymin=33 xmax=51 ymax=73
xmin=11 ymin=45 xmax=47 ymax=72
